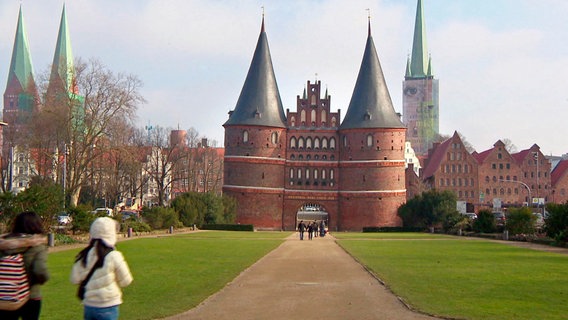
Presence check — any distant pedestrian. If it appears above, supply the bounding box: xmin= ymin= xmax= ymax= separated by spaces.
xmin=297 ymin=220 xmax=306 ymax=240
xmin=313 ymin=221 xmax=319 ymax=238
xmin=320 ymin=220 xmax=326 ymax=237
xmin=71 ymin=217 xmax=133 ymax=320
xmin=307 ymin=222 xmax=314 ymax=240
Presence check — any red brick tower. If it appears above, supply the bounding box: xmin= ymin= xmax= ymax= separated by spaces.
xmin=223 ymin=18 xmax=287 ymax=229
xmin=337 ymin=21 xmax=407 ymax=230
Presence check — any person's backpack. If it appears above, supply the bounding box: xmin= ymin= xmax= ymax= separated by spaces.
xmin=0 ymin=253 xmax=30 ymax=311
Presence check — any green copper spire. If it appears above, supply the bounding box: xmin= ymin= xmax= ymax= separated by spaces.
xmin=409 ymin=0 xmax=429 ymax=78
xmin=50 ymin=4 xmax=76 ymax=94
xmin=426 ymin=55 xmax=433 ymax=77
xmin=6 ymin=6 xmax=35 ymax=91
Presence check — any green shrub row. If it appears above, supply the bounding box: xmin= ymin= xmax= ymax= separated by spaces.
xmin=362 ymin=226 xmax=424 ymax=233
xmin=201 ymin=224 xmax=254 ymax=231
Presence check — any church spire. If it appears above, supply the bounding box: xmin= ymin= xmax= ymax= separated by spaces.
xmin=408 ymin=0 xmax=429 ymax=79
xmin=49 ymin=4 xmax=77 ymax=95
xmin=224 ymin=16 xmax=286 ymax=128
xmin=340 ymin=20 xmax=404 ymax=130
xmin=6 ymin=5 xmax=35 ymax=93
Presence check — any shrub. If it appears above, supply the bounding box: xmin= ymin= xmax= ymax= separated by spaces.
xmin=544 ymin=202 xmax=568 ymax=243
xmin=505 ymin=207 xmax=535 ymax=235
xmin=472 ymin=209 xmax=496 ymax=233
xmin=362 ymin=226 xmax=425 ymax=232
xmin=201 ymin=224 xmax=254 ymax=231
xmin=143 ymin=207 xmax=182 ymax=230
xmin=70 ymin=207 xmax=98 ymax=233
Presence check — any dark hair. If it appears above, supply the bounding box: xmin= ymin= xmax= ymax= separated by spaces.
xmin=12 ymin=211 xmax=44 ymax=235
xmin=75 ymin=239 xmax=114 ymax=267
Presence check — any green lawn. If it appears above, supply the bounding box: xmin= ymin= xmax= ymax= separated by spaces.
xmin=41 ymin=231 xmax=289 ymax=320
xmin=336 ymin=233 xmax=568 ymax=320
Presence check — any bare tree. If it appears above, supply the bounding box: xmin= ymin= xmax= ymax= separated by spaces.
xmin=502 ymin=138 xmax=518 ymax=153
xmin=32 ymin=58 xmax=144 ymax=207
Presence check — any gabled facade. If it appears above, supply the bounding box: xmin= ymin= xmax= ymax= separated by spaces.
xmin=512 ymin=144 xmax=551 ymax=205
xmin=422 ymin=131 xmax=478 ymax=205
xmin=551 ymin=159 xmax=568 ymax=204
xmin=473 ymin=140 xmax=524 ymax=207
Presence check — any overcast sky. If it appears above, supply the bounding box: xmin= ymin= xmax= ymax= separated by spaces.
xmin=1 ymin=0 xmax=567 ymax=155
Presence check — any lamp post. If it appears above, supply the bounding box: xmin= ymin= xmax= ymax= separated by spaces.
xmin=499 ymin=179 xmax=531 ymax=207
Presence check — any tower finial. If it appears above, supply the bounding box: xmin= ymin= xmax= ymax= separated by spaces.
xmin=366 ymin=8 xmax=371 ymax=36
xmin=261 ymin=6 xmax=265 ymax=32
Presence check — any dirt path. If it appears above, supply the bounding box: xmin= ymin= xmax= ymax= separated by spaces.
xmin=160 ymin=233 xmax=441 ymax=320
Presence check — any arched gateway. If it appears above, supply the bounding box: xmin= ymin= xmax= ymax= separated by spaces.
xmin=296 ymin=204 xmax=329 ymax=229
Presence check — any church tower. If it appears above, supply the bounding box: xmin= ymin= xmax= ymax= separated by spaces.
xmin=3 ymin=6 xmax=38 ymax=150
xmin=403 ymin=0 xmax=439 ymax=155
xmin=338 ymin=20 xmax=407 ymax=229
xmin=223 ymin=17 xmax=287 ymax=229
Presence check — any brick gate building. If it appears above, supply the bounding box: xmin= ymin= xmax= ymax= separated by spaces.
xmin=223 ymin=18 xmax=406 ymax=231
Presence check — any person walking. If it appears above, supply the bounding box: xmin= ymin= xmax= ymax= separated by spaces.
xmin=297 ymin=220 xmax=306 ymax=240
xmin=307 ymin=222 xmax=314 ymax=240
xmin=71 ymin=217 xmax=133 ymax=320
xmin=313 ymin=221 xmax=319 ymax=238
xmin=0 ymin=211 xmax=49 ymax=320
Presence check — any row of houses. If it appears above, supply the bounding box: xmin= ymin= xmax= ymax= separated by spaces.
xmin=406 ymin=131 xmax=568 ymax=213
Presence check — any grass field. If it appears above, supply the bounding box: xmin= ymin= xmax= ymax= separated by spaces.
xmin=335 ymin=233 xmax=568 ymax=320
xmin=41 ymin=231 xmax=289 ymax=320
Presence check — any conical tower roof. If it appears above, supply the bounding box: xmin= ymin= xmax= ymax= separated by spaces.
xmin=408 ymin=0 xmax=429 ymax=79
xmin=49 ymin=4 xmax=77 ymax=94
xmin=6 ymin=6 xmax=35 ymax=92
xmin=340 ymin=23 xmax=404 ymax=130
xmin=224 ymin=18 xmax=286 ymax=128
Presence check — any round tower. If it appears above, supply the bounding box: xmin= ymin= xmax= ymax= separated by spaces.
xmin=338 ymin=22 xmax=406 ymax=231
xmin=223 ymin=18 xmax=287 ymax=230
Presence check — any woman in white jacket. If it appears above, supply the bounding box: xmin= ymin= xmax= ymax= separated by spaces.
xmin=71 ymin=217 xmax=133 ymax=320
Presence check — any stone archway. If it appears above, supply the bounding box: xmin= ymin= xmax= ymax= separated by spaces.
xmin=296 ymin=203 xmax=329 ymax=232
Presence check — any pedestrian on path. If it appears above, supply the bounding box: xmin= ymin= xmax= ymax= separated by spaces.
xmin=71 ymin=217 xmax=133 ymax=320
xmin=307 ymin=222 xmax=314 ymax=240
xmin=297 ymin=220 xmax=306 ymax=240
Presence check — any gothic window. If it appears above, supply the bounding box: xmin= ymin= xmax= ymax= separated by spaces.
xmin=366 ymin=134 xmax=373 ymax=147
xmin=306 ymin=137 xmax=312 ymax=149
xmin=311 ymin=110 xmax=316 ymax=123
xmin=290 ymin=169 xmax=294 ymax=179
xmin=321 ymin=110 xmax=326 ymax=124
xmin=291 ymin=116 xmax=296 ymax=127
xmin=243 ymin=130 xmax=249 ymax=143
xmin=330 ymin=137 xmax=336 ymax=149
xmin=301 ymin=110 xmax=306 ymax=123
xmin=290 ymin=137 xmax=297 ymax=149
xmin=311 ymin=94 xmax=316 ymax=106
xmin=305 ymin=169 xmax=310 ymax=179
xmin=322 ymin=170 xmax=326 ymax=179
xmin=314 ymin=169 xmax=318 ymax=180
xmin=297 ymin=169 xmax=302 ymax=179
xmin=314 ymin=137 xmax=320 ymax=149
xmin=271 ymin=132 xmax=278 ymax=144
xmin=330 ymin=169 xmax=334 ymax=180
xmin=331 ymin=116 xmax=337 ymax=127
xmin=322 ymin=138 xmax=328 ymax=149
xmin=298 ymin=137 xmax=305 ymax=149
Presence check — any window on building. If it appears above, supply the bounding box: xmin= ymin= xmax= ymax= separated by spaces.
xmin=367 ymin=134 xmax=373 ymax=147
xmin=314 ymin=137 xmax=320 ymax=149
xmin=301 ymin=110 xmax=306 ymax=123
xmin=290 ymin=169 xmax=294 ymax=179
xmin=311 ymin=109 xmax=316 ymax=123
xmin=330 ymin=169 xmax=334 ymax=180
xmin=322 ymin=138 xmax=328 ymax=149
xmin=290 ymin=137 xmax=297 ymax=149
xmin=243 ymin=131 xmax=249 ymax=143
xmin=306 ymin=137 xmax=312 ymax=149
xmin=298 ymin=137 xmax=305 ymax=149
xmin=330 ymin=137 xmax=336 ymax=149
xmin=271 ymin=132 xmax=278 ymax=144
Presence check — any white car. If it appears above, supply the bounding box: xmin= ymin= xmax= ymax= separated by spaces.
xmin=58 ymin=213 xmax=72 ymax=225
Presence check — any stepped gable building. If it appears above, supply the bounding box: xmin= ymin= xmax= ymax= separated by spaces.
xmin=223 ymin=18 xmax=406 ymax=231
xmin=511 ymin=144 xmax=551 ymax=205
xmin=551 ymin=159 xmax=568 ymax=203
xmin=402 ymin=0 xmax=439 ymax=156
xmin=422 ymin=131 xmax=478 ymax=207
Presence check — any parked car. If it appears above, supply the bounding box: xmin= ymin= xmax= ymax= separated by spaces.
xmin=93 ymin=207 xmax=113 ymax=216
xmin=57 ymin=213 xmax=72 ymax=225
xmin=120 ymin=210 xmax=140 ymax=221
xmin=463 ymin=213 xmax=477 ymax=220
xmin=493 ymin=212 xmax=506 ymax=227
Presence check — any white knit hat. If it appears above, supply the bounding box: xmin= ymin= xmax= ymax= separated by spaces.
xmin=90 ymin=217 xmax=118 ymax=247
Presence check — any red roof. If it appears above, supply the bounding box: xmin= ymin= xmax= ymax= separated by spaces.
xmin=552 ymin=159 xmax=568 ymax=186
xmin=422 ymin=137 xmax=452 ymax=178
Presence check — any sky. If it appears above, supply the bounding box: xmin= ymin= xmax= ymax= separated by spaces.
xmin=1 ymin=0 xmax=568 ymax=155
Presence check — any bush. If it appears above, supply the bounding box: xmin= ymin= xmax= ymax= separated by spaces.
xmin=120 ymin=219 xmax=152 ymax=233
xmin=472 ymin=210 xmax=496 ymax=233
xmin=70 ymin=207 xmax=98 ymax=233
xmin=544 ymin=203 xmax=568 ymax=243
xmin=201 ymin=224 xmax=254 ymax=231
xmin=362 ymin=226 xmax=425 ymax=232
xmin=143 ymin=207 xmax=182 ymax=230
xmin=506 ymin=207 xmax=536 ymax=235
